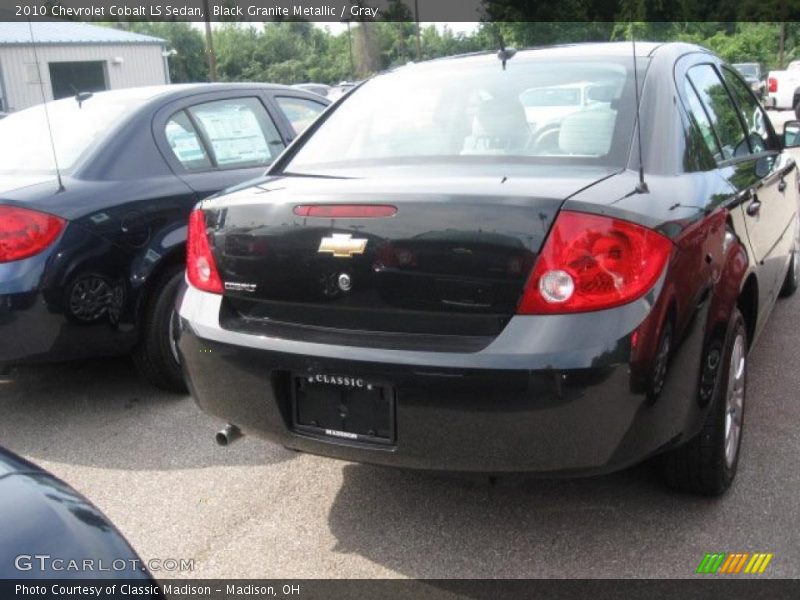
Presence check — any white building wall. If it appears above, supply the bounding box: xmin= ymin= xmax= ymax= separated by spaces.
xmin=0 ymin=43 xmax=167 ymax=112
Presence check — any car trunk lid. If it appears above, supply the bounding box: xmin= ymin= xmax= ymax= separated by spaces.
xmin=204 ymin=164 xmax=618 ymax=340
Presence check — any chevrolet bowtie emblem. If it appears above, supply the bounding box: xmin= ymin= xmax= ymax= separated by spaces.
xmin=318 ymin=233 xmax=368 ymax=258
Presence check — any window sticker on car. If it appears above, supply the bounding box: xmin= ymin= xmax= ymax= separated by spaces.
xmin=191 ymin=105 xmax=271 ymax=166
xmin=164 ymin=110 xmax=211 ymax=171
xmin=169 ymin=129 xmax=205 ymax=163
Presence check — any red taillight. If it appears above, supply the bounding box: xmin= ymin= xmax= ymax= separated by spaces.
xmin=517 ymin=211 xmax=673 ymax=314
xmin=186 ymin=209 xmax=223 ymax=294
xmin=294 ymin=204 xmax=397 ymax=218
xmin=768 ymin=77 xmax=777 ymax=93
xmin=0 ymin=205 xmax=65 ymax=263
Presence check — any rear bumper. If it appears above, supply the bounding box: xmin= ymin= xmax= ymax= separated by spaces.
xmin=0 ymin=252 xmax=61 ymax=363
xmin=0 ymin=292 xmax=136 ymax=364
xmin=0 ymin=251 xmax=135 ymax=365
xmin=178 ymin=285 xmax=710 ymax=474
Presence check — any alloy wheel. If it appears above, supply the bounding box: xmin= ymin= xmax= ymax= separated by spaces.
xmin=724 ymin=332 xmax=746 ymax=468
xmin=794 ymin=241 xmax=800 ymax=285
xmin=650 ymin=323 xmax=672 ymax=398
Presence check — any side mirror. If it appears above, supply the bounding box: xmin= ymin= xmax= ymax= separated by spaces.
xmin=783 ymin=121 xmax=800 ymax=148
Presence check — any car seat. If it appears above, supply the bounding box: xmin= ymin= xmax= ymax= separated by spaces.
xmin=558 ymin=107 xmax=616 ymax=156
xmin=461 ymin=98 xmax=531 ymax=154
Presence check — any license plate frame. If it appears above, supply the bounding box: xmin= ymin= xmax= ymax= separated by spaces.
xmin=291 ymin=374 xmax=396 ymax=445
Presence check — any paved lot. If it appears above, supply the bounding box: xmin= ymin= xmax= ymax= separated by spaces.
xmin=2 ymin=111 xmax=799 ymax=580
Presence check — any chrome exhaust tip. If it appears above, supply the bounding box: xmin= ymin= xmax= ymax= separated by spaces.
xmin=215 ymin=424 xmax=243 ymax=447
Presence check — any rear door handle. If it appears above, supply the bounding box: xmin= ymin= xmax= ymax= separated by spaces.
xmin=746 ymin=195 xmax=762 ymax=217
xmin=778 ymin=179 xmax=787 ymax=192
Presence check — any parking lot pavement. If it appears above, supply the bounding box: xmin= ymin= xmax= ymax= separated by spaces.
xmin=2 ymin=281 xmax=799 ymax=579
xmin=2 ymin=111 xmax=800 ymax=580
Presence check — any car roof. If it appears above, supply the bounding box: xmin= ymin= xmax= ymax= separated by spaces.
xmin=11 ymin=82 xmax=327 ymax=118
xmin=61 ymin=82 xmax=305 ymax=104
xmin=399 ymin=41 xmax=713 ymax=72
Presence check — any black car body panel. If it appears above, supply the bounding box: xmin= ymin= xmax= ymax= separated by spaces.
xmin=0 ymin=84 xmax=329 ymax=366
xmin=208 ymin=163 xmax=617 ymax=338
xmin=179 ymin=43 xmax=798 ymax=475
xmin=0 ymin=447 xmax=159 ymax=588
xmin=179 ymin=279 xmax=706 ymax=474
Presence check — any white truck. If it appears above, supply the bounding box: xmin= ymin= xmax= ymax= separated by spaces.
xmin=766 ymin=61 xmax=800 ymax=114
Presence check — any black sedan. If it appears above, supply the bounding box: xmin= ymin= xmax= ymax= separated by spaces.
xmin=0 ymin=83 xmax=328 ymax=391
xmin=0 ymin=446 xmax=161 ymax=593
xmin=178 ymin=43 xmax=799 ymax=495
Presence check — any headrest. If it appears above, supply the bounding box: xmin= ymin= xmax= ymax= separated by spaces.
xmin=472 ymin=98 xmax=529 ymax=147
xmin=558 ymin=109 xmax=616 ymax=156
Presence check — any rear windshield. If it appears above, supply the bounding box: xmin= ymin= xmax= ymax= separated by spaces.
xmin=282 ymin=56 xmax=639 ymax=175
xmin=0 ymin=91 xmax=155 ymax=174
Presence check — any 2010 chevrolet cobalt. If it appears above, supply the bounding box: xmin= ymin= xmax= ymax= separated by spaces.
xmin=178 ymin=43 xmax=800 ymax=495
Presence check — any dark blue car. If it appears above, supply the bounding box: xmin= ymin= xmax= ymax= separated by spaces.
xmin=0 ymin=446 xmax=161 ymax=592
xmin=0 ymin=83 xmax=328 ymax=391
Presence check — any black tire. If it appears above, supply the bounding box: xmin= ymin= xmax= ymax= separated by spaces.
xmin=132 ymin=266 xmax=187 ymax=393
xmin=780 ymin=242 xmax=799 ymax=298
xmin=661 ymin=308 xmax=747 ymax=496
xmin=794 ymin=98 xmax=800 ymax=121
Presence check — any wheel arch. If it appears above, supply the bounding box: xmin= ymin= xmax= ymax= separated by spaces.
xmin=737 ymin=273 xmax=759 ymax=349
xmin=131 ymin=228 xmax=187 ymax=332
xmin=704 ymin=219 xmax=751 ymax=353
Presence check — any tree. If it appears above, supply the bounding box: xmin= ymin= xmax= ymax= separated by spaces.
xmin=125 ymin=22 xmax=208 ymax=83
xmin=103 ymin=19 xmax=800 ymax=88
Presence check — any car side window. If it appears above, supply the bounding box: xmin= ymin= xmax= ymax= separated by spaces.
xmin=683 ymin=80 xmax=723 ymax=163
xmin=275 ymin=96 xmax=326 ymax=135
xmin=721 ymin=67 xmax=777 ymax=154
xmin=186 ymin=97 xmax=285 ymax=169
xmin=164 ymin=111 xmax=212 ymax=171
xmin=687 ymin=64 xmax=749 ymax=161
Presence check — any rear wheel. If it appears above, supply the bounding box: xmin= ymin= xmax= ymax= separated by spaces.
xmin=648 ymin=319 xmax=673 ymax=401
xmin=661 ymin=308 xmax=747 ymax=496
xmin=794 ymin=97 xmax=800 ymax=120
xmin=133 ymin=266 xmax=187 ymax=393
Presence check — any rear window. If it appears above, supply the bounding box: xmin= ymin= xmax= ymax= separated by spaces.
xmin=0 ymin=90 xmax=158 ymax=174
xmin=282 ymin=56 xmax=640 ymax=175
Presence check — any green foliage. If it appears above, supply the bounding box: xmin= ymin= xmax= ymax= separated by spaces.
xmin=124 ymin=22 xmax=208 ymax=83
xmin=106 ymin=20 xmax=800 ymax=85
xmin=490 ymin=21 xmax=795 ymax=71
xmin=670 ymin=23 xmax=788 ymax=69
xmin=214 ymin=22 xmax=351 ymax=84
xmin=209 ymin=21 xmax=496 ymax=85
